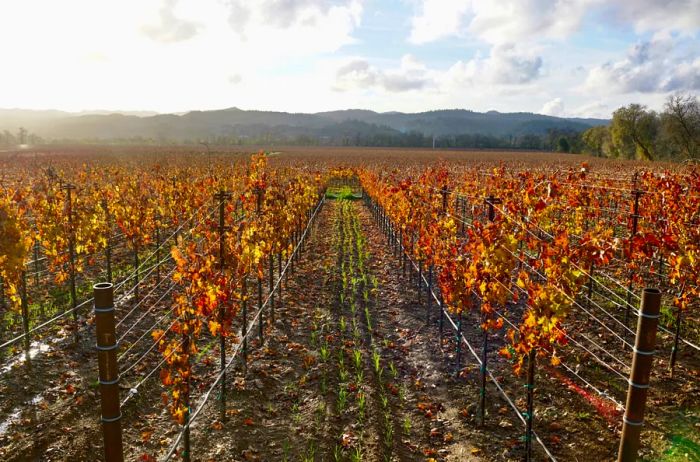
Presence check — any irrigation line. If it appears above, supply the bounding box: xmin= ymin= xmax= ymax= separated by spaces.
xmin=113 ymin=203 xmax=216 ymax=292
xmin=121 ymin=339 xmax=185 ymax=407
xmin=494 ymin=303 xmax=626 ymax=404
xmin=445 ymin=209 xmax=636 ymax=350
xmin=491 ymin=278 xmax=630 ymax=379
xmin=116 ymin=269 xmax=177 ymax=331
xmin=118 ymin=214 xmax=245 ymax=366
xmin=120 ymin=319 xmax=177 ymax=376
xmin=115 ymin=254 xmax=174 ymax=299
xmin=486 ymin=202 xmax=699 ymax=351
xmin=25 ymin=231 xmax=127 ymax=267
xmin=499 ymin=244 xmax=635 ymax=350
xmin=117 ymin=304 xmax=176 ymax=362
xmin=161 ymin=197 xmax=324 ymax=462
xmin=0 ymin=297 xmax=93 ymax=350
xmin=448 ymin=196 xmax=697 ymax=356
xmin=496 ymin=303 xmax=624 ymax=408
xmin=0 ymin=254 xmax=172 ymax=352
xmin=116 ymin=282 xmax=178 ymax=343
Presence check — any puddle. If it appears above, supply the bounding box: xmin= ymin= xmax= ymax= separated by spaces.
xmin=0 ymin=394 xmax=44 ymax=437
xmin=0 ymin=341 xmax=53 ymax=376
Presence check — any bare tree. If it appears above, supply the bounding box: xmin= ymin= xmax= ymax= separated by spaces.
xmin=662 ymin=93 xmax=700 ymax=159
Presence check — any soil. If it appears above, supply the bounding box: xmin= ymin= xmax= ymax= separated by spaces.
xmin=0 ymin=197 xmax=698 ymax=462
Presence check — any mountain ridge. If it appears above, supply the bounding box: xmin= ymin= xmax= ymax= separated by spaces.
xmin=0 ymin=107 xmax=608 ymax=143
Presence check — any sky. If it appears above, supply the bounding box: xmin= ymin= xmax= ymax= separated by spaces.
xmin=0 ymin=0 xmax=698 ymax=118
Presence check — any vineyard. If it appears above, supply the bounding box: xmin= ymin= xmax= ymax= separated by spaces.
xmin=0 ymin=146 xmax=698 ymax=462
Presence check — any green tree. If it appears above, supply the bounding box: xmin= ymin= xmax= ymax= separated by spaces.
xmin=557 ymin=136 xmax=571 ymax=153
xmin=581 ymin=125 xmax=610 ymax=157
xmin=611 ymin=104 xmax=658 ymax=160
xmin=661 ymin=93 xmax=700 ymax=160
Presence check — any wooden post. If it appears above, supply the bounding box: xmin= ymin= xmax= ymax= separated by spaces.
xmin=480 ymin=196 xmax=500 ymax=426
xmin=278 ymin=252 xmax=283 ymax=305
xmin=624 ymin=189 xmax=642 ymax=336
xmin=269 ymin=252 xmax=275 ymax=324
xmin=21 ymin=271 xmax=30 ymax=359
xmin=133 ymin=240 xmax=140 ymax=302
xmin=258 ymin=277 xmax=264 ymax=345
xmin=668 ymin=283 xmax=685 ymax=378
xmin=479 ymin=310 xmax=488 ymax=427
xmin=618 ymin=288 xmax=662 ymax=462
xmin=155 ymin=214 xmax=161 ymax=285
xmin=669 ymin=305 xmax=682 ymax=378
xmin=525 ymin=349 xmax=536 ymax=462
xmin=182 ymin=323 xmax=191 ymax=462
xmin=64 ymin=183 xmax=78 ymax=340
xmin=94 ymin=282 xmax=124 ymax=462
xmin=102 ymin=200 xmax=113 ymax=284
xmin=586 ymin=261 xmax=595 ymax=309
xmin=214 ymin=190 xmax=231 ymax=422
xmin=242 ymin=278 xmax=248 ymax=373
xmin=426 ymin=265 xmax=433 ymax=325
xmin=456 ymin=310 xmax=463 ymax=371
xmin=32 ymin=238 xmax=40 ymax=288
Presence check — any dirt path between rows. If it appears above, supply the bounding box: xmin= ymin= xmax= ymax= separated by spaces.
xmin=4 ymin=197 xmax=683 ymax=461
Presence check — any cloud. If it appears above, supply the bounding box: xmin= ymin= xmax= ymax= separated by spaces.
xmin=610 ymin=0 xmax=700 ymax=34
xmin=409 ymin=0 xmax=471 ymax=44
xmin=445 ymin=44 xmax=543 ymax=86
xmin=334 ymin=54 xmax=431 ymax=92
xmin=584 ymin=34 xmax=700 ymax=94
xmin=409 ymin=0 xmax=597 ymax=45
xmin=540 ymin=97 xmax=565 ymax=116
xmin=228 ymin=74 xmax=243 ymax=84
xmin=571 ymin=101 xmax=610 ymax=118
xmin=142 ymin=0 xmax=201 ymax=43
xmin=227 ymin=0 xmax=362 ymax=39
xmin=335 ymin=45 xmax=542 ymax=96
xmin=409 ymin=0 xmax=700 ymax=46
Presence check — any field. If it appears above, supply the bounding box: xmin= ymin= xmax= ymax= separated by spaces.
xmin=0 ymin=146 xmax=698 ymax=462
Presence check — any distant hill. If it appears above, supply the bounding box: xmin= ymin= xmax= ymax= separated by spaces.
xmin=0 ymin=107 xmax=608 ymax=144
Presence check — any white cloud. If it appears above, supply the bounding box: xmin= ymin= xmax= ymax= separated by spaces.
xmin=445 ymin=44 xmax=543 ymax=86
xmin=142 ymin=0 xmax=201 ymax=43
xmin=610 ymin=0 xmax=700 ymax=34
xmin=540 ymin=97 xmax=565 ymax=116
xmin=584 ymin=34 xmax=700 ymax=94
xmin=334 ymin=54 xmax=432 ymax=92
xmin=409 ymin=0 xmax=599 ymax=45
xmin=409 ymin=0 xmax=471 ymax=44
xmin=334 ymin=44 xmax=543 ymax=95
xmin=571 ymin=100 xmax=610 ymax=118
xmin=409 ymin=0 xmax=700 ymax=46
xmin=227 ymin=0 xmax=362 ymax=47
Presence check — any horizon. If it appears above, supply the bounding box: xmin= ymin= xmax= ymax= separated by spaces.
xmin=0 ymin=105 xmax=610 ymax=119
xmin=1 ymin=1 xmax=698 ymax=118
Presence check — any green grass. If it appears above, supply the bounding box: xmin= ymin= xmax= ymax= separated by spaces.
xmin=643 ymin=411 xmax=700 ymax=462
xmin=325 ymin=186 xmax=361 ymax=200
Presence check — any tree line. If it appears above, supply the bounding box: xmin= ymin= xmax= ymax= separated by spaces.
xmin=3 ymin=94 xmax=698 ymax=162
xmin=581 ymin=93 xmax=700 ymax=161
xmin=0 ymin=127 xmax=44 ymax=146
